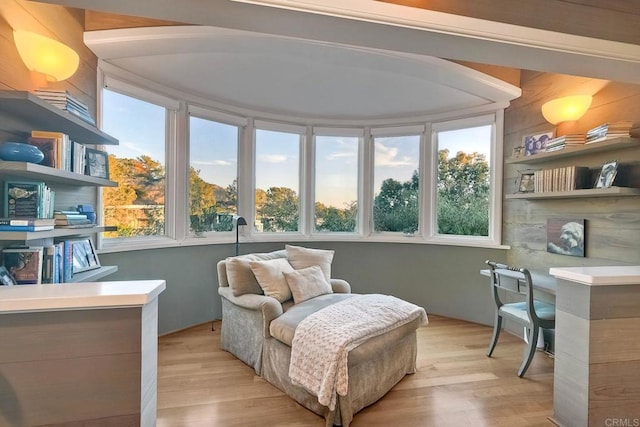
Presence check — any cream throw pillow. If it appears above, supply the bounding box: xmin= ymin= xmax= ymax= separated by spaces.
xmin=249 ymin=258 xmax=294 ymax=303
xmin=284 ymin=265 xmax=333 ymax=304
xmin=285 ymin=244 xmax=334 ymax=281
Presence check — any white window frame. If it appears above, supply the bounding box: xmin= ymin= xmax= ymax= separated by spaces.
xmin=369 ymin=125 xmax=425 ymax=239
xmin=97 ymin=67 xmax=505 ymax=252
xmin=427 ymin=113 xmax=503 ymax=247
xmin=98 ymin=75 xmax=182 ymax=253
xmin=185 ymin=105 xmax=246 ymax=242
xmin=310 ymin=127 xmax=364 ymax=239
xmin=250 ymin=120 xmax=307 ymax=241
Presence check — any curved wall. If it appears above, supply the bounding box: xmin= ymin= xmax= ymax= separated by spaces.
xmin=99 ymin=241 xmax=507 ymax=335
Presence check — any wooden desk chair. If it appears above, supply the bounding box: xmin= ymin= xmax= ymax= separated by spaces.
xmin=485 ymin=260 xmax=556 ymax=377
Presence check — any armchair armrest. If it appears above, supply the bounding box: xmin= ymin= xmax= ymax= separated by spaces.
xmin=218 ymin=287 xmax=283 ymax=337
xmin=330 ymin=278 xmax=351 ymax=294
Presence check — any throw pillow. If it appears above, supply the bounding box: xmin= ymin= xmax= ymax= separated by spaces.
xmin=225 ymin=257 xmax=263 ymax=297
xmin=284 ymin=265 xmax=333 ymax=304
xmin=285 ymin=244 xmax=334 ymax=281
xmin=249 ymin=258 xmax=294 ymax=303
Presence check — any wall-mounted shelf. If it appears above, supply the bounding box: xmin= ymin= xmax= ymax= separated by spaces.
xmin=0 ymin=161 xmax=117 ymax=187
xmin=506 ymin=186 xmax=640 ymax=199
xmin=507 ymin=137 xmax=640 ymax=165
xmin=70 ymin=265 xmax=118 ymax=283
xmin=0 ymin=90 xmax=117 ymax=145
xmin=0 ymin=226 xmax=113 ymax=242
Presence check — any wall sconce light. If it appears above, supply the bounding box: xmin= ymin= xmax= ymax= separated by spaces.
xmin=13 ymin=30 xmax=79 ymax=84
xmin=234 ymin=216 xmax=248 ymax=256
xmin=541 ymin=95 xmax=592 ymax=125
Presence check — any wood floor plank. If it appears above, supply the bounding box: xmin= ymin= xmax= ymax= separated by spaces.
xmin=157 ymin=315 xmax=554 ymax=426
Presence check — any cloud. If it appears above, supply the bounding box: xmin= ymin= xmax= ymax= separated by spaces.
xmin=258 ymin=154 xmax=288 ymax=163
xmin=327 ymin=150 xmax=356 ymax=160
xmin=375 ymin=142 xmax=415 ymax=167
xmin=121 ymin=141 xmax=152 ymax=157
xmin=192 ymin=160 xmax=234 ymax=167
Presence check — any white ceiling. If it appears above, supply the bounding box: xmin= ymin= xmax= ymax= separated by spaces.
xmin=85 ymin=26 xmax=521 ymax=121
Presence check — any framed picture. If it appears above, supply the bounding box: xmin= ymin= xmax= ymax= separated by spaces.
xmin=523 ymin=131 xmax=555 ymax=156
xmin=85 ymin=148 xmax=109 ymax=179
xmin=547 ymin=218 xmax=585 ymax=257
xmin=517 ymin=172 xmax=535 ymax=193
xmin=594 ymin=160 xmax=618 ymax=189
xmin=0 ymin=266 xmax=17 ymax=286
xmin=69 ymin=238 xmax=101 ymax=273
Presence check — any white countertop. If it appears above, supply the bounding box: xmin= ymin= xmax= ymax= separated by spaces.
xmin=549 ymin=266 xmax=640 ymax=286
xmin=0 ymin=280 xmax=166 ymax=313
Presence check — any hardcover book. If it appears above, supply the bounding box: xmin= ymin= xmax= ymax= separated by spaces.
xmin=3 ymin=181 xmax=43 ymax=218
xmin=2 ymin=246 xmax=44 ymax=284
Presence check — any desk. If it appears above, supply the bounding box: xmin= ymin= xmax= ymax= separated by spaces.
xmin=549 ymin=266 xmax=640 ymax=426
xmin=0 ymin=280 xmax=165 ymax=427
xmin=479 ymin=268 xmax=557 ymax=295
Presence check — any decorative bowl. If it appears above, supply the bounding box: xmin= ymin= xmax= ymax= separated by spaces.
xmin=0 ymin=142 xmax=45 ymax=164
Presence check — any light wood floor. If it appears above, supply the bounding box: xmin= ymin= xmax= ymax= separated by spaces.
xmin=156 ymin=315 xmax=555 ymax=426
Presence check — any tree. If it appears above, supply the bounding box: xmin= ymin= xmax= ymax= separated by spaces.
xmin=437 ymin=149 xmax=489 ymax=236
xmin=259 ymin=187 xmax=299 ymax=232
xmin=315 ymin=201 xmax=357 ymax=232
xmin=373 ymin=170 xmax=419 ymax=233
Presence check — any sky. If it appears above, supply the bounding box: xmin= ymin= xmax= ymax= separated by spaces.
xmin=102 ymin=89 xmax=492 ymax=208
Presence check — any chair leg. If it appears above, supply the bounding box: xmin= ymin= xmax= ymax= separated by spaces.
xmin=486 ymin=313 xmax=502 ymax=357
xmin=518 ymin=326 xmax=539 ymax=377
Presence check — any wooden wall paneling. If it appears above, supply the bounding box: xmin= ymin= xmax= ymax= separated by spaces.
xmin=85 ymin=10 xmax=185 ymax=31
xmin=0 ymin=0 xmax=98 ymax=115
xmin=378 ymin=0 xmax=640 ymax=44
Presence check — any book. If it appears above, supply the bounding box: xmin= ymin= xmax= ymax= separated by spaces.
xmin=0 ymin=218 xmax=55 ymax=226
xmin=2 ymin=246 xmax=44 ymax=284
xmin=0 ymin=225 xmax=55 ymax=232
xmin=62 ymin=240 xmax=73 ymax=282
xmin=31 ymin=130 xmax=71 ymax=171
xmin=42 ymin=245 xmax=55 ymax=284
xmin=4 ymin=181 xmax=44 ymax=218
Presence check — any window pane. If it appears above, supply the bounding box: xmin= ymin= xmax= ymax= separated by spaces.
xmin=101 ymin=89 xmax=166 ymax=238
xmin=189 ymin=116 xmax=238 ymax=235
xmin=373 ymin=135 xmax=420 ymax=234
xmin=314 ymin=136 xmax=359 ymax=232
xmin=436 ymin=125 xmax=491 ymax=236
xmin=255 ymin=129 xmax=300 ymax=232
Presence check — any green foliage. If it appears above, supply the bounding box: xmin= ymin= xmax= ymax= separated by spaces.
xmin=259 ymin=187 xmax=299 ymax=232
xmin=315 ymin=201 xmax=357 ymax=232
xmin=437 ymin=150 xmax=489 ymax=236
xmin=373 ymin=170 xmax=419 ymax=233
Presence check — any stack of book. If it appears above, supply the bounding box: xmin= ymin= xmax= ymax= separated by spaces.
xmin=533 ymin=166 xmax=590 ymax=193
xmin=586 ymin=121 xmax=633 ymax=144
xmin=33 ymin=89 xmax=96 ymax=125
xmin=0 ymin=218 xmax=55 ymax=232
xmin=545 ymin=134 xmax=586 ymax=152
xmin=54 ymin=210 xmax=93 ymax=228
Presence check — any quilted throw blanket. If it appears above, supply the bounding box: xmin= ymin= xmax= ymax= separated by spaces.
xmin=288 ymin=294 xmax=428 ymax=410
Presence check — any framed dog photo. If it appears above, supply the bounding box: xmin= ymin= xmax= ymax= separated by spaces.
xmin=0 ymin=266 xmax=17 ymax=286
xmin=594 ymin=160 xmax=618 ymax=189
xmin=85 ymin=148 xmax=109 ymax=179
xmin=547 ymin=218 xmax=585 ymax=257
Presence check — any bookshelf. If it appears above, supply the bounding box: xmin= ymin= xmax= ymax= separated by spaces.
xmin=507 ymin=137 xmax=639 ymax=165
xmin=0 ymin=90 xmax=119 ymax=284
xmin=506 ymin=186 xmax=640 ymax=200
xmin=0 ymin=91 xmax=117 ymax=145
xmin=507 ymin=136 xmax=640 ymax=199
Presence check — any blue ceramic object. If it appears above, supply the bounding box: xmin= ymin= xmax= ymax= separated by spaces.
xmin=0 ymin=142 xmax=45 ymax=164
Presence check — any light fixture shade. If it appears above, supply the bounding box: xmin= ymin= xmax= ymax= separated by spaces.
xmin=13 ymin=30 xmax=80 ymax=82
xmin=541 ymin=95 xmax=592 ymax=125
